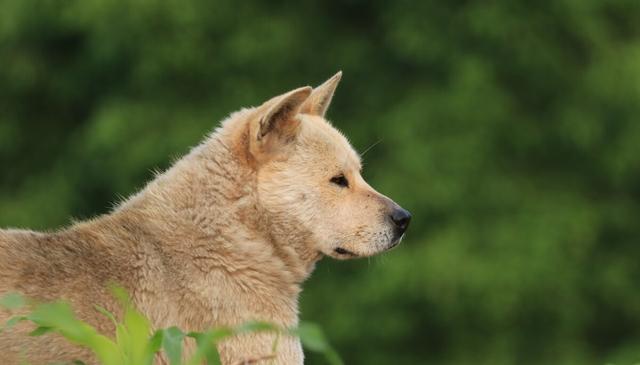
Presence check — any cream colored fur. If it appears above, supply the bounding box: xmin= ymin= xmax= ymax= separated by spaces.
xmin=0 ymin=72 xmax=408 ymax=364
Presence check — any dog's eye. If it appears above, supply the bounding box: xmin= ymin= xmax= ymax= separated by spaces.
xmin=330 ymin=174 xmax=349 ymax=188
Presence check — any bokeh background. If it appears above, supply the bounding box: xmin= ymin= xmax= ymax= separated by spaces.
xmin=2 ymin=1 xmax=640 ymax=364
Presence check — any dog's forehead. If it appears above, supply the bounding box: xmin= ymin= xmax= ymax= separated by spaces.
xmin=299 ymin=115 xmax=362 ymax=170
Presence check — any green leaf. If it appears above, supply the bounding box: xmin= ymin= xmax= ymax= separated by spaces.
xmin=294 ymin=323 xmax=344 ymax=365
xmin=295 ymin=322 xmax=328 ymax=352
xmin=86 ymin=334 xmax=122 ymax=365
xmin=26 ymin=301 xmax=121 ymax=365
xmin=188 ymin=327 xmax=234 ymax=343
xmin=162 ymin=326 xmax=185 ymax=365
xmin=123 ymin=304 xmax=152 ymax=365
xmin=113 ymin=321 xmax=131 ymax=364
xmin=1 ymin=315 xmax=27 ymax=333
xmin=145 ymin=330 xmax=164 ymax=365
xmin=0 ymin=292 xmax=25 ymax=310
xmin=29 ymin=326 xmax=54 ymax=336
xmin=27 ymin=302 xmax=89 ymax=342
xmin=108 ymin=284 xmax=130 ymax=305
xmin=94 ymin=305 xmax=117 ymax=327
xmin=186 ymin=331 xmax=222 ymax=365
xmin=234 ymin=321 xmax=279 ymax=334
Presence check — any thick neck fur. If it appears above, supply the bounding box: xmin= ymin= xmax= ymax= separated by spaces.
xmin=85 ymin=110 xmax=322 ymax=311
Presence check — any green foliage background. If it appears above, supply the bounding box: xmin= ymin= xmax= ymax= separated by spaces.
xmin=1 ymin=1 xmax=640 ymax=364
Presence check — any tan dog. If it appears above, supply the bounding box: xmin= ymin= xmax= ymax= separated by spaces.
xmin=0 ymin=72 xmax=411 ymax=364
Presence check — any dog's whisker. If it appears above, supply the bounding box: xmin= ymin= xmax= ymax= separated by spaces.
xmin=360 ymin=139 xmax=382 ymax=157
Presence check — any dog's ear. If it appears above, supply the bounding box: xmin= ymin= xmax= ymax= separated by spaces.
xmin=249 ymin=86 xmax=312 ymax=161
xmin=300 ymin=71 xmax=342 ymax=117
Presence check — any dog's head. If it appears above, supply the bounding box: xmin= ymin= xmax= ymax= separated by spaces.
xmin=239 ymin=73 xmax=410 ymax=259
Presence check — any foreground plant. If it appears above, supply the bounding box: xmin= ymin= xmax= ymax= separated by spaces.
xmin=0 ymin=291 xmax=342 ymax=365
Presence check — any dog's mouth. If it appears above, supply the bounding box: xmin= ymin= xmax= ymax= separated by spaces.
xmin=334 ymin=235 xmax=404 ymax=257
xmin=334 ymin=247 xmax=357 ymax=257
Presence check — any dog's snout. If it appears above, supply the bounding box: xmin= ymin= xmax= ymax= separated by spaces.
xmin=390 ymin=208 xmax=411 ymax=234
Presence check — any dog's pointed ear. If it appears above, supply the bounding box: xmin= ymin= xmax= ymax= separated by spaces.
xmin=300 ymin=71 xmax=342 ymax=117
xmin=249 ymin=86 xmax=312 ymax=161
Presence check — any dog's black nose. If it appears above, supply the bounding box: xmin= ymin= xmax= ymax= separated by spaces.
xmin=390 ymin=208 xmax=411 ymax=234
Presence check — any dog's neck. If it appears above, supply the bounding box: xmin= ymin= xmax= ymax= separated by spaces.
xmin=112 ymin=117 xmax=322 ymax=297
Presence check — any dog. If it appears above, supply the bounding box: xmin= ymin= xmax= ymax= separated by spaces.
xmin=0 ymin=72 xmax=411 ymax=364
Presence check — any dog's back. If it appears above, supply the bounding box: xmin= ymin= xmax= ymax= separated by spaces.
xmin=0 ymin=229 xmax=49 ymax=296
xmin=0 ymin=228 xmax=129 ymax=364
